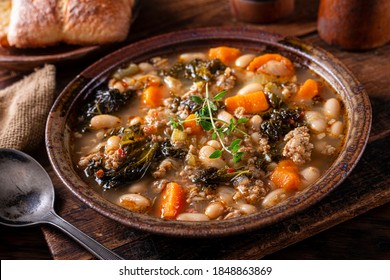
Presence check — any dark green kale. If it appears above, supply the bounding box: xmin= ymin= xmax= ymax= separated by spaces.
xmin=101 ymin=142 xmax=159 ymax=189
xmin=260 ymin=107 xmax=304 ymax=141
xmin=163 ymin=59 xmax=226 ymax=82
xmin=184 ymin=59 xmax=226 ymax=82
xmin=264 ymin=91 xmax=283 ymax=109
xmin=158 ymin=141 xmax=187 ymax=159
xmin=169 ymin=96 xmax=182 ymax=113
xmin=254 ymin=146 xmax=282 ymax=171
xmin=179 ymin=97 xmax=202 ymax=113
xmin=192 ymin=167 xmax=249 ymax=188
xmin=82 ymin=124 xmax=160 ymax=189
xmin=79 ymin=87 xmax=135 ymax=132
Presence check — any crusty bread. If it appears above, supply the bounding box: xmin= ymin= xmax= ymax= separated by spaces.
xmin=7 ymin=0 xmax=63 ymax=48
xmin=1 ymin=0 xmax=135 ymax=48
xmin=0 ymin=0 xmax=12 ymax=46
xmin=62 ymin=0 xmax=133 ymax=45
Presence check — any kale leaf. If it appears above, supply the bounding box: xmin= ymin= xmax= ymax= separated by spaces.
xmin=163 ymin=59 xmax=226 ymax=82
xmin=260 ymin=107 xmax=304 ymax=141
xmin=79 ymin=88 xmax=135 ymax=132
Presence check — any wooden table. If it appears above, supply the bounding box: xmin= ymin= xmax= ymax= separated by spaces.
xmin=0 ymin=0 xmax=389 ymax=260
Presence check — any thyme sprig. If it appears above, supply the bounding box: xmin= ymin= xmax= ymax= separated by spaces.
xmin=170 ymin=84 xmax=249 ymax=163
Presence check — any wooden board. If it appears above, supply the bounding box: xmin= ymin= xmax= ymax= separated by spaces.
xmin=40 ymin=130 xmax=390 ymax=259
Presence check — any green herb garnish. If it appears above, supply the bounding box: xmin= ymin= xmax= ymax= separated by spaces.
xmin=170 ymin=84 xmax=248 ymax=163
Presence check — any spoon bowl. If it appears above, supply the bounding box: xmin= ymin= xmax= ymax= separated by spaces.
xmin=0 ymin=148 xmax=122 ymax=260
xmin=0 ymin=149 xmax=54 ymax=226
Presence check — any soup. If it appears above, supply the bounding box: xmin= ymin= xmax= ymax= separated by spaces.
xmin=72 ymin=46 xmax=345 ymax=221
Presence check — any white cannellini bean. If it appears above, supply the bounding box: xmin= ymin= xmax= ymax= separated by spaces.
xmin=129 ymin=116 xmax=142 ymax=126
xmin=128 ymin=181 xmax=148 ymax=194
xmin=304 ymin=111 xmax=321 ymax=122
xmin=90 ymin=114 xmax=121 ymax=130
xmin=235 ymin=54 xmax=256 ymax=68
xmin=217 ymin=186 xmax=236 ymax=206
xmin=176 ymin=213 xmax=210 ymax=221
xmin=118 ymin=194 xmax=151 ymax=213
xmin=305 ymin=111 xmax=327 ymax=133
xmin=217 ymin=110 xmax=235 ymax=124
xmin=324 ymin=98 xmax=341 ymax=119
xmin=300 ymin=166 xmax=320 ymax=187
xmin=207 ymin=140 xmax=222 ymax=150
xmin=112 ymin=81 xmax=125 ymax=93
xmin=330 ymin=121 xmax=344 ymax=137
xmin=248 ymin=115 xmax=262 ymax=131
xmin=262 ymin=60 xmax=291 ymax=76
xmin=179 ymin=52 xmax=207 ymax=62
xmin=108 ymin=78 xmax=116 ymax=88
xmin=251 ymin=132 xmax=261 ymax=142
xmin=105 ymin=135 xmax=121 ymax=152
xmin=199 ymin=145 xmax=226 ymax=169
xmin=262 ymin=188 xmax=287 ymax=208
xmin=237 ymin=83 xmax=263 ymax=95
xmin=238 ymin=203 xmax=257 ymax=215
xmin=205 ymin=202 xmax=225 ymax=219
xmin=138 ymin=62 xmax=154 ymax=73
xmin=313 ymin=140 xmax=327 ymax=153
xmin=164 ymin=76 xmax=182 ymax=93
xmin=96 ymin=131 xmax=105 ymax=140
xmin=310 ymin=119 xmax=327 ymax=133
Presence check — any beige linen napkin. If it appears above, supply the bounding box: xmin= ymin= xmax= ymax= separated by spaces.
xmin=0 ymin=64 xmax=56 ymax=152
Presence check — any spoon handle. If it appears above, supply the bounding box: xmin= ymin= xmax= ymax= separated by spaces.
xmin=44 ymin=211 xmax=123 ymax=260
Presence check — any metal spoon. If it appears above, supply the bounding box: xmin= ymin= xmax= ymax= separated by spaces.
xmin=0 ymin=148 xmax=123 ymax=260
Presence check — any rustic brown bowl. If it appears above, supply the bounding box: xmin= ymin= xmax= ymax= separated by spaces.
xmin=46 ymin=27 xmax=371 ymax=237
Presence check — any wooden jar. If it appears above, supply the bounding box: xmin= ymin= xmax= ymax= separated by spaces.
xmin=230 ymin=0 xmax=295 ymax=24
xmin=318 ymin=0 xmax=390 ymax=50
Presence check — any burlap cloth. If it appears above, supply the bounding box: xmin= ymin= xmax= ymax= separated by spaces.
xmin=0 ymin=65 xmax=56 ymax=152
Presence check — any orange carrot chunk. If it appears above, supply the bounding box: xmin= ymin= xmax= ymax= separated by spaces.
xmin=247 ymin=53 xmax=294 ymax=75
xmin=225 ymin=90 xmax=269 ymax=114
xmin=208 ymin=46 xmax=241 ymax=65
xmin=141 ymin=85 xmax=168 ymax=107
xmin=184 ymin=114 xmax=203 ymax=135
xmin=277 ymin=159 xmax=300 ymax=173
xmin=160 ymin=182 xmax=186 ymax=219
xmin=293 ymin=79 xmax=319 ymax=101
xmin=270 ymin=160 xmax=301 ymax=191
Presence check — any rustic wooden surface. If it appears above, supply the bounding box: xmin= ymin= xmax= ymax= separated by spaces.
xmin=0 ymin=0 xmax=389 ymax=260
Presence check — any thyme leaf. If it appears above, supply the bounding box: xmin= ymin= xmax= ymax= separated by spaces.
xmin=169 ymin=83 xmax=248 ymax=162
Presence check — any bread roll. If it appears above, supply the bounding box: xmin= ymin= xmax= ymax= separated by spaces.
xmin=0 ymin=0 xmax=12 ymax=46
xmin=62 ymin=0 xmax=133 ymax=45
xmin=1 ymin=0 xmax=135 ymax=48
xmin=7 ymin=0 xmax=63 ymax=48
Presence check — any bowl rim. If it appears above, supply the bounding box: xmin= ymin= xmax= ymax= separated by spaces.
xmin=46 ymin=27 xmax=372 ymax=237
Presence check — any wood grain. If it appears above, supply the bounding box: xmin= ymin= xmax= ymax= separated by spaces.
xmin=0 ymin=0 xmax=389 ymax=260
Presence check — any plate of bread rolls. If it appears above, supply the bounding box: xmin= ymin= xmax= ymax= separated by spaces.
xmin=0 ymin=0 xmax=139 ymax=71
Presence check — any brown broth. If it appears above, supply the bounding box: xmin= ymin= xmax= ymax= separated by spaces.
xmin=71 ymin=48 xmax=346 ymax=221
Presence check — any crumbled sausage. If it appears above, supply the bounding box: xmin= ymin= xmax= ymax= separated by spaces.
xmin=283 ymin=126 xmax=313 ymax=165
xmin=214 ymin=67 xmax=236 ymax=91
xmin=152 ymin=158 xmax=178 ymax=179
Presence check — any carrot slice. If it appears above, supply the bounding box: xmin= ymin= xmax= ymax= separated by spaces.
xmin=247 ymin=53 xmax=294 ymax=75
xmin=225 ymin=90 xmax=269 ymax=114
xmin=141 ymin=85 xmax=168 ymax=107
xmin=277 ymin=159 xmax=299 ymax=172
xmin=183 ymin=114 xmax=203 ymax=135
xmin=160 ymin=182 xmax=186 ymax=219
xmin=208 ymin=46 xmax=241 ymax=65
xmin=293 ymin=79 xmax=319 ymax=101
xmin=270 ymin=160 xmax=301 ymax=191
